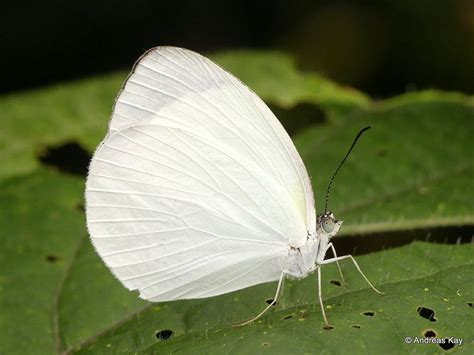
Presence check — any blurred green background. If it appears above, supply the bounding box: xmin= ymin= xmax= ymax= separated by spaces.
xmin=1 ymin=1 xmax=473 ymax=354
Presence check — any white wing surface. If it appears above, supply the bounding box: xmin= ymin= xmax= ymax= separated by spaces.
xmin=86 ymin=124 xmax=304 ymax=300
xmin=110 ymin=47 xmax=315 ymax=234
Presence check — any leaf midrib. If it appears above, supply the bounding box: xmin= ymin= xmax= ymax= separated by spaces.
xmin=52 ymin=233 xmax=89 ymax=355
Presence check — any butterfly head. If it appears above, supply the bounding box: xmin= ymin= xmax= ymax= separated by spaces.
xmin=317 ymin=212 xmax=343 ymax=239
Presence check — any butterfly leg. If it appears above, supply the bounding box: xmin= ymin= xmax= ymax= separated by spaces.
xmin=234 ymin=272 xmax=286 ymax=327
xmin=319 ymin=255 xmax=384 ymax=294
xmin=325 ymin=242 xmax=346 ymax=285
xmin=317 ymin=266 xmax=330 ymax=326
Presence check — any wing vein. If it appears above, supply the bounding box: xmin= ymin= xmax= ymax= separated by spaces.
xmin=89 ymin=173 xmax=207 ymax=196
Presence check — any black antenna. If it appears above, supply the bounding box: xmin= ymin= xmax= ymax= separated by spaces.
xmin=324 ymin=126 xmax=371 ymax=213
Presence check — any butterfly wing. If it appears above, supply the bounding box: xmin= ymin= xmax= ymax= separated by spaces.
xmin=86 ymin=124 xmax=302 ymax=300
xmin=110 ymin=47 xmax=316 ymax=236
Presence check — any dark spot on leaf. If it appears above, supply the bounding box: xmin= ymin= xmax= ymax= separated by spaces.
xmin=323 ymin=324 xmax=334 ymax=330
xmin=439 ymin=340 xmax=455 ymax=351
xmin=38 ymin=141 xmax=91 ymax=176
xmin=45 ymin=254 xmax=59 ymax=263
xmin=283 ymin=314 xmax=293 ymax=320
xmin=269 ymin=102 xmax=326 ymax=136
xmin=266 ymin=298 xmax=277 ymax=306
xmin=330 ymin=279 xmax=342 ymax=286
xmin=76 ymin=203 xmax=85 ymax=212
xmin=417 ymin=307 xmax=437 ymax=322
xmin=377 ymin=148 xmax=388 ymax=157
xmin=424 ymin=330 xmax=436 ymax=337
xmin=351 ymin=324 xmax=361 ymax=329
xmin=261 ymin=342 xmax=270 ymax=347
xmin=363 ymin=311 xmax=375 ymax=317
xmin=468 ymin=302 xmax=473 ymax=308
xmin=155 ymin=329 xmax=173 ymax=340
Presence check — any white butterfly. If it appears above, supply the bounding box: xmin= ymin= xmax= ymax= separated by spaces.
xmin=85 ymin=47 xmax=383 ymax=327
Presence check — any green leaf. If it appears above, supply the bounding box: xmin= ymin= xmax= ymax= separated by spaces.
xmin=0 ymin=169 xmax=86 ymax=354
xmin=72 ymin=242 xmax=473 ymax=354
xmin=0 ymin=169 xmax=147 ymax=355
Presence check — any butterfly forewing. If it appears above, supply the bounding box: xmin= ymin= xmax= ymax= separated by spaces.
xmin=111 ymin=47 xmax=315 ymax=233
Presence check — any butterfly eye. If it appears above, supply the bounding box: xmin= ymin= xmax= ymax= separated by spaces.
xmin=322 ymin=218 xmax=335 ymax=233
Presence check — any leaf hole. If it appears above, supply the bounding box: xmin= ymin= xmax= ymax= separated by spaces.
xmin=266 ymin=298 xmax=277 ymax=306
xmin=439 ymin=340 xmax=455 ymax=351
xmin=468 ymin=302 xmax=473 ymax=308
xmin=323 ymin=324 xmax=334 ymax=330
xmin=417 ymin=307 xmax=437 ymax=322
xmin=45 ymin=254 xmax=60 ymax=263
xmin=283 ymin=314 xmax=293 ymax=320
xmin=362 ymin=311 xmax=375 ymax=317
xmin=155 ymin=329 xmax=173 ymax=340
xmin=330 ymin=279 xmax=342 ymax=286
xmin=37 ymin=141 xmax=91 ymax=176
xmin=424 ymin=329 xmax=436 ymax=337
xmin=351 ymin=324 xmax=361 ymax=329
